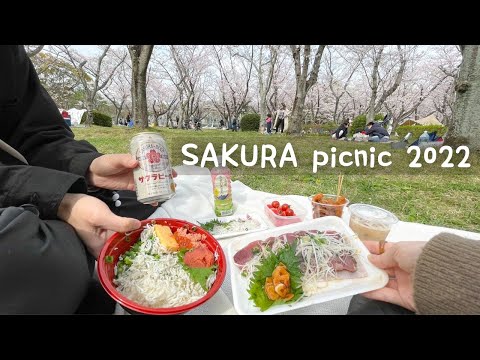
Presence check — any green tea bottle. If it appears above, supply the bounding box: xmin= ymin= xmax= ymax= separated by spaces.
xmin=211 ymin=156 xmax=234 ymax=216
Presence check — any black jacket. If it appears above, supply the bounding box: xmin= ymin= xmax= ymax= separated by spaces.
xmin=334 ymin=123 xmax=348 ymax=139
xmin=365 ymin=122 xmax=389 ymax=138
xmin=0 ymin=46 xmax=102 ymax=219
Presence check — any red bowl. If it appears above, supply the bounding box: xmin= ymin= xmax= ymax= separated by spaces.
xmin=97 ymin=218 xmax=227 ymax=315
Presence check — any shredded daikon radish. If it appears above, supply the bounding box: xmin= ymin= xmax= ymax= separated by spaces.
xmin=296 ymin=231 xmax=359 ymax=295
xmin=240 ymin=230 xmax=360 ymax=296
xmin=208 ymin=216 xmax=261 ymax=235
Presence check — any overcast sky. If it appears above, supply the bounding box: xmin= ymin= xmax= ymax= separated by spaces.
xmin=70 ymin=45 xmax=99 ymax=56
xmin=70 ymin=45 xmax=124 ymax=56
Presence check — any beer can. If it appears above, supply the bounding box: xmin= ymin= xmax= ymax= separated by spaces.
xmin=130 ymin=132 xmax=176 ymax=204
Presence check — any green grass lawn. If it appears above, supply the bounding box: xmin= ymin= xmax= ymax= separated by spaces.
xmin=72 ymin=126 xmax=480 ymax=233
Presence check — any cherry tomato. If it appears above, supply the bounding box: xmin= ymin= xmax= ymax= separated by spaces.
xmin=285 ymin=208 xmax=295 ymax=216
xmin=279 ymin=211 xmax=286 ymax=216
xmin=281 ymin=204 xmax=290 ymax=212
xmin=271 ymin=201 xmax=280 ymax=208
xmin=267 ymin=204 xmax=273 ymax=209
xmin=271 ymin=208 xmax=279 ymax=215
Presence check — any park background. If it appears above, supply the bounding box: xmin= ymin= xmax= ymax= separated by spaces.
xmin=24 ymin=45 xmax=480 ymax=232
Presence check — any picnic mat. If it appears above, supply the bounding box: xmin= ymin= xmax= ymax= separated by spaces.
xmin=113 ymin=165 xmax=479 ymax=315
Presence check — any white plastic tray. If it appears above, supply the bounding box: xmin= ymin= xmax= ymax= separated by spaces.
xmin=195 ymin=212 xmax=270 ymax=240
xmin=227 ymin=216 xmax=389 ymax=315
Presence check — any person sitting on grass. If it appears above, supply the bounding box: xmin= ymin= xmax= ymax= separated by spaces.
xmin=332 ymin=121 xmax=350 ymax=140
xmin=365 ymin=121 xmax=390 ymax=142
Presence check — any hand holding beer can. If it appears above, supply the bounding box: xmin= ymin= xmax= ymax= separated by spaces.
xmin=130 ymin=132 xmax=176 ymax=204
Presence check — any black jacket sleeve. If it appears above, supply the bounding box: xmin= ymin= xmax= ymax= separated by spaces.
xmin=364 ymin=126 xmax=375 ymax=135
xmin=1 ymin=45 xmax=102 ymax=176
xmin=365 ymin=123 xmax=389 ymax=137
xmin=335 ymin=124 xmax=347 ymax=139
xmin=0 ymin=46 xmax=103 ymax=218
xmin=0 ymin=165 xmax=87 ymax=219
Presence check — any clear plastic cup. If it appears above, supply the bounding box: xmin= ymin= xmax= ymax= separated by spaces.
xmin=309 ymin=194 xmax=349 ymax=219
xmin=348 ymin=204 xmax=398 ymax=246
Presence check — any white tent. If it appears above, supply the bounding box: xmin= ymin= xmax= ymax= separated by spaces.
xmin=399 ymin=119 xmax=418 ymax=126
xmin=415 ymin=114 xmax=443 ymax=126
xmin=67 ymin=108 xmax=87 ymax=126
xmin=400 ymin=114 xmax=443 ymax=127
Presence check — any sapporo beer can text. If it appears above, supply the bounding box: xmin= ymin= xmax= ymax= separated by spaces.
xmin=130 ymin=132 xmax=175 ymax=204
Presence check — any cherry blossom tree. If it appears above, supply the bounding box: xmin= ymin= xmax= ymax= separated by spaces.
xmin=208 ymin=45 xmax=254 ymax=128
xmin=101 ymin=60 xmax=131 ymax=124
xmin=58 ymin=45 xmax=127 ymax=125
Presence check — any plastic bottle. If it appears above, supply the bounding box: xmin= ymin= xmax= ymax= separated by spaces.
xmin=419 ymin=130 xmax=429 ymax=144
xmin=211 ymin=156 xmax=234 ymax=217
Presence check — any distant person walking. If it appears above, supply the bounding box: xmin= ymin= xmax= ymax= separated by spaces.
xmin=265 ymin=113 xmax=272 ymax=135
xmin=274 ymin=103 xmax=289 ymax=133
xmin=232 ymin=118 xmax=238 ymax=132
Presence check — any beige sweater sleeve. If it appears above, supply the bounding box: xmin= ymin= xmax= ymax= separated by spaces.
xmin=414 ymin=232 xmax=480 ymax=315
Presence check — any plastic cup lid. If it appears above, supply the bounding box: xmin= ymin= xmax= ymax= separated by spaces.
xmin=349 ymin=204 xmax=398 ymax=226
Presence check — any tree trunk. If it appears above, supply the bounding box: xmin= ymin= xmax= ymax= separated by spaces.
xmin=116 ymin=101 xmax=124 ymax=125
xmin=451 ymin=45 xmax=480 ymax=150
xmin=128 ymin=45 xmax=154 ymax=129
xmin=288 ymin=45 xmax=325 ymax=134
xmin=257 ymin=45 xmax=277 ymax=133
xmin=259 ymin=90 xmax=267 ymax=132
xmin=333 ymin=97 xmax=340 ymax=123
xmin=26 ymin=45 xmax=44 ymax=58
xmin=289 ymin=88 xmax=306 ymax=133
xmin=259 ymin=82 xmax=267 ymax=133
xmin=367 ymin=46 xmax=384 ymax=123
xmin=85 ymin=98 xmax=94 ymax=126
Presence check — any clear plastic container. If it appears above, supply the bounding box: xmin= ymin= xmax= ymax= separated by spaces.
xmin=263 ymin=197 xmax=307 ymax=227
xmin=309 ymin=194 xmax=349 ymax=218
xmin=348 ymin=204 xmax=399 ymax=243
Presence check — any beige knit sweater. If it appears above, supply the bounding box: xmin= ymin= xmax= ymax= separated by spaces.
xmin=414 ymin=232 xmax=480 ymax=315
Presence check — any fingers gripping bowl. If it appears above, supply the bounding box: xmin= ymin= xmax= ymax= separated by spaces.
xmin=97 ymin=218 xmax=226 ymax=315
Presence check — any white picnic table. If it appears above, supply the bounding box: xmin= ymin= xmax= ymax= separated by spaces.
xmin=115 ymin=165 xmax=480 ymax=315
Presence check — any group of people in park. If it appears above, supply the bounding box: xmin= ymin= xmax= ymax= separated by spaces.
xmin=331 ymin=119 xmax=390 ymax=142
xmin=262 ymin=103 xmax=390 ymax=142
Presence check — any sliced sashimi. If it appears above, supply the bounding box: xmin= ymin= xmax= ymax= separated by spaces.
xmin=329 ymin=254 xmax=357 ymax=272
xmin=233 ymin=240 xmax=263 ymax=266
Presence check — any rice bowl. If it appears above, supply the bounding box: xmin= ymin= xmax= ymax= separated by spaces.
xmin=98 ymin=218 xmax=227 ymax=315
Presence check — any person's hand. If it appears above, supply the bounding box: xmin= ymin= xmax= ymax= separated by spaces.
xmin=361 ymin=241 xmax=427 ymax=312
xmin=87 ymin=154 xmax=139 ymax=191
xmin=57 ymin=193 xmax=141 ymax=258
xmin=87 ymin=154 xmax=178 ymax=205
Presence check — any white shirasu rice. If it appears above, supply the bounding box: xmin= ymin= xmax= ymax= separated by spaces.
xmin=114 ymin=225 xmax=208 ymax=308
